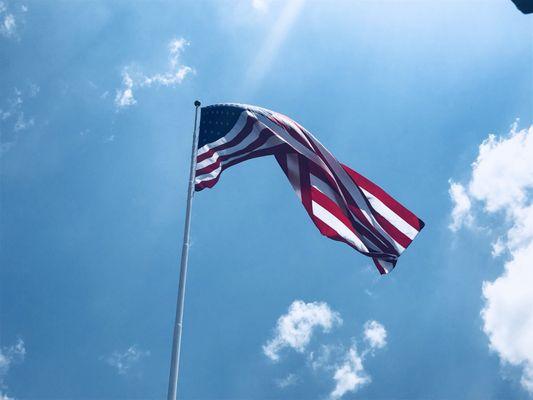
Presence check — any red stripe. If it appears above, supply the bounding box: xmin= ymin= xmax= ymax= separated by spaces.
xmin=373 ymin=212 xmax=412 ymax=249
xmin=342 ymin=164 xmax=424 ymax=231
xmin=312 ymin=188 xmax=393 ymax=255
xmin=311 ymin=214 xmax=360 ymax=251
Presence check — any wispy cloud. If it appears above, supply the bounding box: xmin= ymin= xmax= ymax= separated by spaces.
xmin=104 ymin=345 xmax=150 ymax=376
xmin=103 ymin=134 xmax=115 ymax=143
xmin=115 ymin=72 xmax=135 ymax=108
xmin=0 ymin=1 xmax=27 ymax=39
xmin=276 ymin=373 xmax=298 ymax=388
xmin=449 ymin=121 xmax=533 ymax=393
xmin=115 ymin=38 xmax=193 ymax=109
xmin=0 ymin=338 xmax=26 ymax=400
xmin=263 ymin=300 xmax=342 ymax=362
xmin=0 ymin=84 xmax=38 ymax=155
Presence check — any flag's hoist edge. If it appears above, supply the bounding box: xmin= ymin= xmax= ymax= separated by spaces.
xmin=194 ymin=103 xmax=424 ymax=275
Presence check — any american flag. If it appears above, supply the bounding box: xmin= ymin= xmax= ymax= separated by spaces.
xmin=195 ymin=104 xmax=424 ymax=274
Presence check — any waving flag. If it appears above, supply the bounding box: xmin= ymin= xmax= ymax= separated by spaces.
xmin=195 ymin=104 xmax=424 ymax=274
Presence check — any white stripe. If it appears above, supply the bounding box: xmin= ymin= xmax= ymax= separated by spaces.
xmin=360 ymin=187 xmax=419 ymax=240
xmin=310 ymin=174 xmax=344 ymax=208
xmin=311 ymin=201 xmax=368 ymax=253
xmin=286 ymin=153 xmax=301 ymax=200
xmin=197 ymin=110 xmax=250 ymax=158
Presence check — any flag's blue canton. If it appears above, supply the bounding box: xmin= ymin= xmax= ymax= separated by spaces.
xmin=198 ymin=105 xmax=244 ymax=148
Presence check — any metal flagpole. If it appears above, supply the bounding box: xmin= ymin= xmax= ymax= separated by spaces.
xmin=167 ymin=100 xmax=201 ymax=400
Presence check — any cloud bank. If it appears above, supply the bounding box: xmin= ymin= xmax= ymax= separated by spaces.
xmin=449 ymin=122 xmax=533 ymax=392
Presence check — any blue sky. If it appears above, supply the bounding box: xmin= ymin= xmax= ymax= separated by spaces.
xmin=1 ymin=0 xmax=532 ymax=399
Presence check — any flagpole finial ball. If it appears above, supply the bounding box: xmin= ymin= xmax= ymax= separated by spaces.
xmin=194 ymin=100 xmax=201 ymax=107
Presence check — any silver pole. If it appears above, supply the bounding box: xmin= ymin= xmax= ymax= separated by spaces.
xmin=167 ymin=100 xmax=201 ymax=400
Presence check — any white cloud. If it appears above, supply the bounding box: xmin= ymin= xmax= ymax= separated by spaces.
xmin=263 ymin=300 xmax=342 ymax=361
xmin=104 ymin=345 xmax=150 ymax=376
xmin=276 ymin=373 xmax=298 ymax=388
xmin=468 ymin=125 xmax=533 ymax=213
xmin=448 ymin=180 xmax=473 ymax=231
xmin=0 ymin=338 xmax=26 ymax=400
xmin=449 ymin=123 xmax=533 ymax=393
xmin=329 ymin=320 xmax=387 ymax=399
xmin=330 ymin=346 xmax=370 ymax=399
xmin=115 ymin=38 xmax=193 ymax=109
xmin=363 ymin=320 xmax=387 ymax=350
